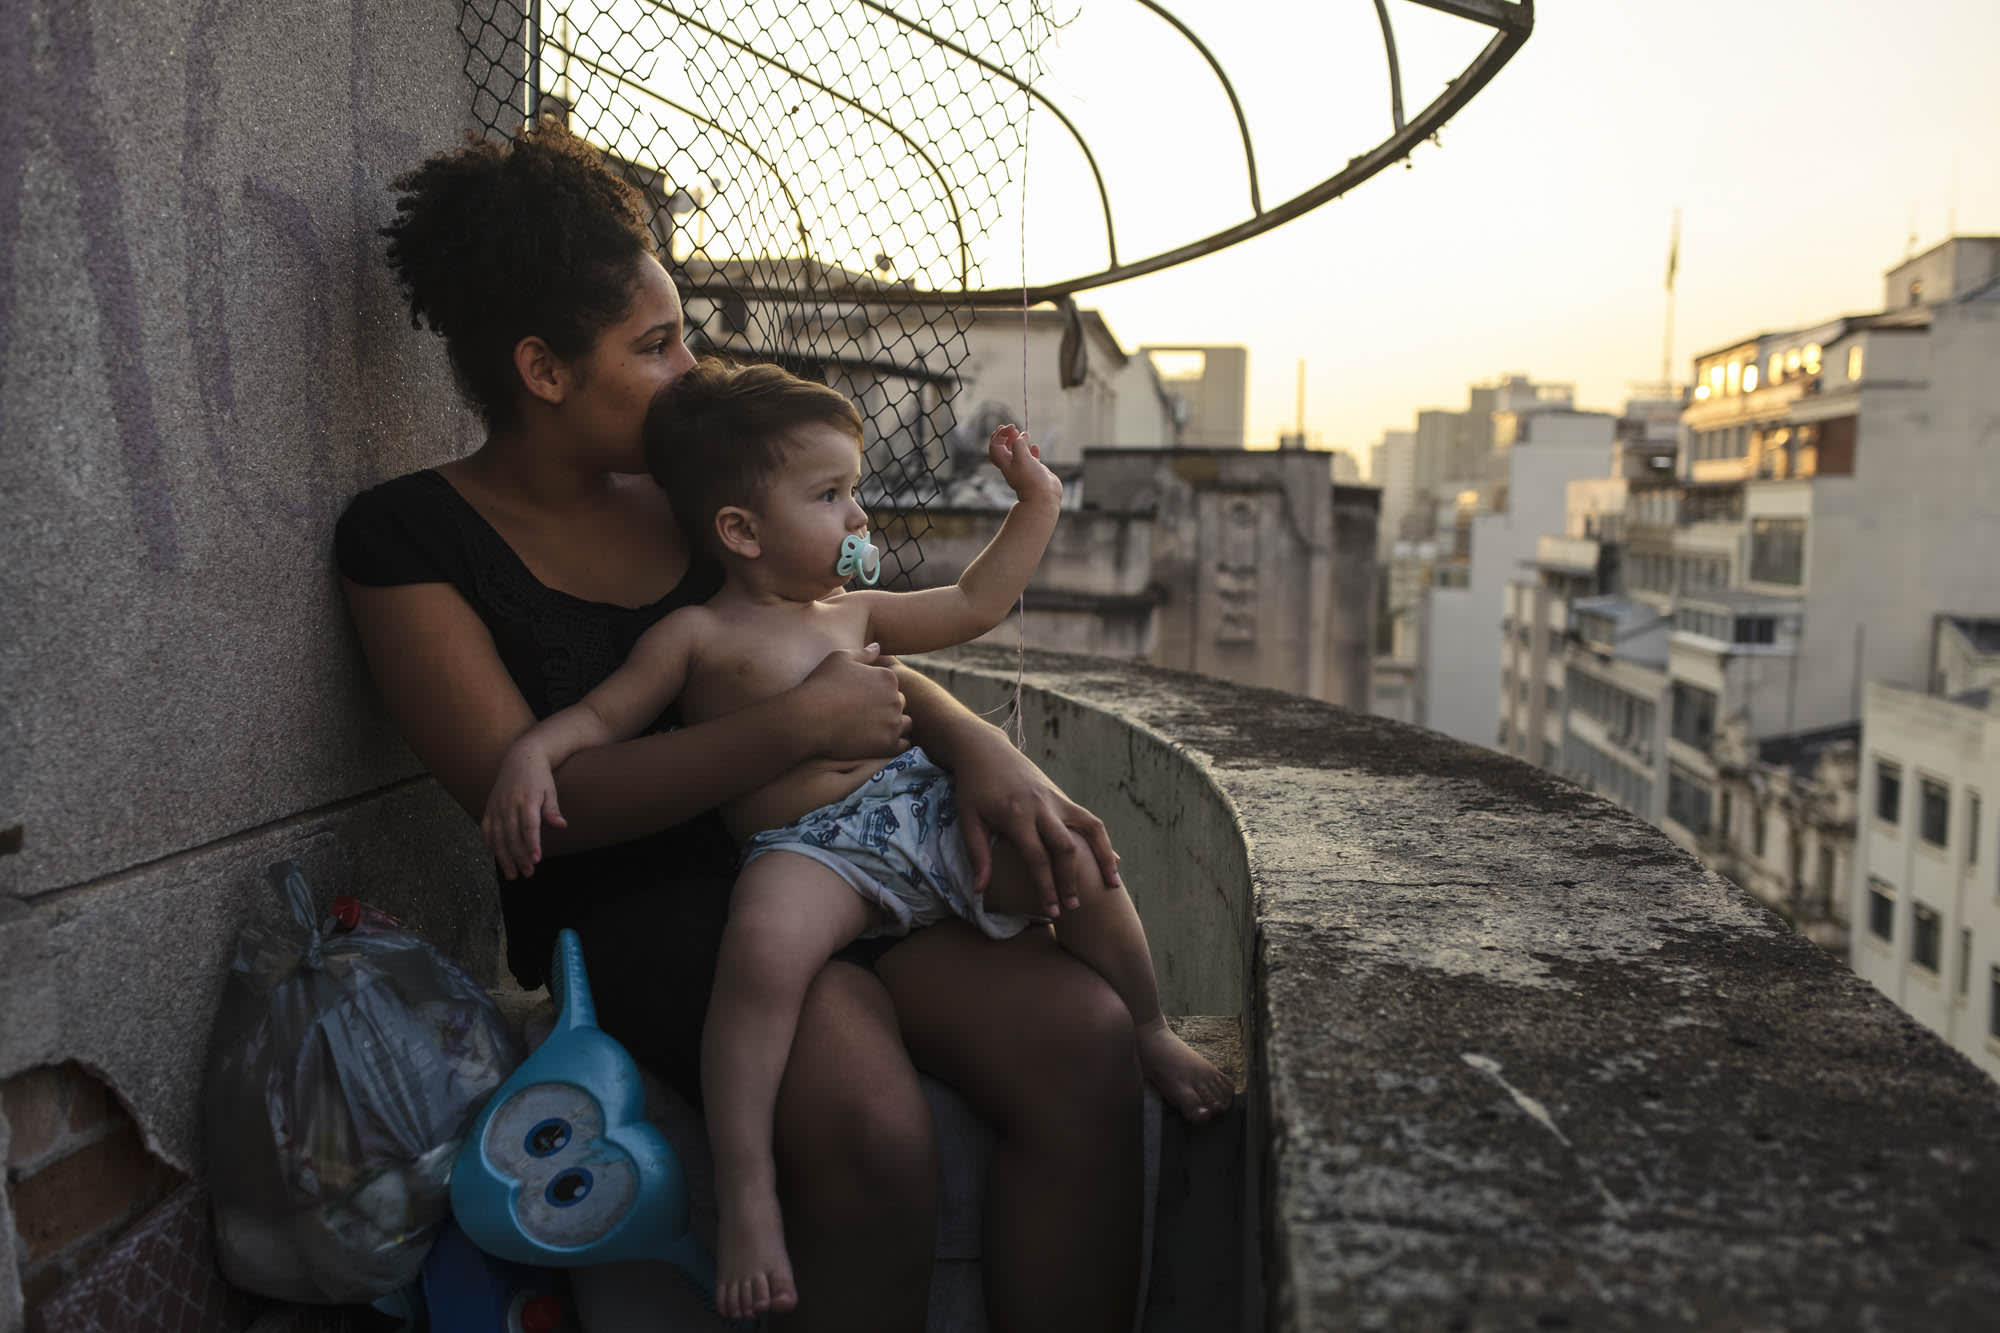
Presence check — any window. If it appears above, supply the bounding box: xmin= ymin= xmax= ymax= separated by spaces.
xmin=1546 ymin=684 xmax=1562 ymax=715
xmin=1960 ymin=929 xmax=1973 ymax=999
xmin=1867 ymin=879 xmax=1894 ymax=940
xmin=1749 ymin=517 xmax=1806 ymax=586
xmin=1921 ymin=779 xmax=1950 ymax=847
xmin=1720 ymin=792 xmax=1734 ymax=840
xmin=1876 ymin=762 xmax=1902 ymax=825
xmin=1671 ymin=682 xmax=1718 ymax=749
xmin=1971 ymin=794 xmax=1982 ymax=866
xmin=1991 ymin=967 xmax=2000 ymax=1040
xmin=1754 ymin=809 xmax=1768 ymax=859
xmin=1911 ymin=904 xmax=1941 ymax=972
xmin=1820 ymin=845 xmax=1836 ymax=900
xmin=1668 ymin=765 xmax=1713 ymax=836
xmin=1543 ymin=741 xmax=1559 ymax=768
xmin=1847 ymin=345 xmax=1864 ymax=381
xmin=1733 ymin=617 xmax=1776 ymax=646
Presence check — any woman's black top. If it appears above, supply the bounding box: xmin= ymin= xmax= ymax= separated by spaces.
xmin=334 ymin=468 xmax=737 ymax=988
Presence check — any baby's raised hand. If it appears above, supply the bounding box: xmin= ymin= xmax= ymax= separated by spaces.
xmin=480 ymin=745 xmax=568 ymax=880
xmin=987 ymin=425 xmax=1062 ymax=506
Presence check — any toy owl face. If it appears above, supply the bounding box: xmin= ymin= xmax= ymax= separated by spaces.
xmin=450 ymin=931 xmax=710 ymax=1294
xmin=475 ymin=1080 xmax=641 ymax=1249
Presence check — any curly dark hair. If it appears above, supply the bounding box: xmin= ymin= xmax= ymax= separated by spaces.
xmin=645 ymin=358 xmax=865 ymax=558
xmin=381 ymin=118 xmax=655 ymax=429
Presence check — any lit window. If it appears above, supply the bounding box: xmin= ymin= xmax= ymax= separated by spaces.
xmin=1709 ymin=364 xmax=1725 ymax=393
xmin=1912 ymin=903 xmax=1941 ymax=972
xmin=1742 ymin=364 xmax=1759 ymax=392
xmin=1847 ymin=345 xmax=1863 ymax=381
xmin=1802 ymin=343 xmax=1821 ymax=374
xmin=1726 ymin=361 xmax=1742 ymax=394
xmin=1769 ymin=352 xmax=1783 ymax=384
xmin=1786 ymin=348 xmax=1802 ymax=374
xmin=1694 ymin=383 xmax=1711 ymax=401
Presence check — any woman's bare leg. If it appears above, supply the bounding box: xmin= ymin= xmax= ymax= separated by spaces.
xmin=703 ymin=854 xmax=876 ymax=1320
xmin=876 ymin=922 xmax=1145 ymax=1333
xmin=770 ymin=960 xmax=938 ymax=1333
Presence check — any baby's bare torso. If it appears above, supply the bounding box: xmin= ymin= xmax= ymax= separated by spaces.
xmin=680 ymin=594 xmax=905 ymax=839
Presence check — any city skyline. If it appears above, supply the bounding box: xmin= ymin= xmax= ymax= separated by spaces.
xmin=1014 ymin=0 xmax=2000 ymax=462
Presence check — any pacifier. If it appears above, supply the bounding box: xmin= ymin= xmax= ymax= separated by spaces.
xmin=837 ymin=532 xmax=882 ymax=585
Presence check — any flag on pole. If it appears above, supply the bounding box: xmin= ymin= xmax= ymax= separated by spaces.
xmin=1666 ymin=208 xmax=1680 ymax=292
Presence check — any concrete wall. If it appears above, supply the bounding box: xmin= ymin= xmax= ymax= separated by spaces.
xmin=928 ymin=645 xmax=2000 ymax=1331
xmin=0 ymin=0 xmax=500 ymax=1210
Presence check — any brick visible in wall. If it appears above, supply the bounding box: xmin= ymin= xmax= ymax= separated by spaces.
xmin=4 ymin=1062 xmax=188 ymax=1323
xmin=10 ymin=1120 xmax=184 ymax=1265
xmin=30 ymin=1184 xmax=261 ymax=1333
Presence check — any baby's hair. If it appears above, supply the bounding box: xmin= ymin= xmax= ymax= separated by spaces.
xmin=645 ymin=358 xmax=865 ymax=558
xmin=381 ymin=117 xmax=654 ymax=429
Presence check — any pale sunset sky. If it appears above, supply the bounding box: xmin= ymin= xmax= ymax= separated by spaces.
xmin=1003 ymin=0 xmax=2000 ymax=466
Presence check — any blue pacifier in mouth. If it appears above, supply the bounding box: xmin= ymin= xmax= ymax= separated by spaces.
xmin=837 ymin=532 xmax=882 ymax=585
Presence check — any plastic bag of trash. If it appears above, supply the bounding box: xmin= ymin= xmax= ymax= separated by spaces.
xmin=202 ymin=861 xmax=521 ymax=1304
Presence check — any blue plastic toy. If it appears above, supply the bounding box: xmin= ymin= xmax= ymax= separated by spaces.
xmin=450 ymin=929 xmax=713 ymax=1299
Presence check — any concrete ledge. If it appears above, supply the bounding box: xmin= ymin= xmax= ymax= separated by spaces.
xmin=916 ymin=645 xmax=2000 ymax=1332
xmin=0 ymin=781 xmax=495 ymax=1173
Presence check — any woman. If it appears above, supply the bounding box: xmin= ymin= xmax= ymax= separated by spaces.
xmin=335 ymin=121 xmax=1143 ymax=1331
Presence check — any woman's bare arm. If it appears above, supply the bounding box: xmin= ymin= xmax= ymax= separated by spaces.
xmin=344 ymin=580 xmax=911 ymax=854
xmin=895 ymin=664 xmax=1120 ymax=917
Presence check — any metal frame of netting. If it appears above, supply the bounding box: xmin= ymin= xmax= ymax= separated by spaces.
xmin=455 ymin=1 xmax=1534 ymax=583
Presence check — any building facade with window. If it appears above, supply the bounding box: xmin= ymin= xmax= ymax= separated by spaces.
xmin=1852 ymin=665 xmax=2000 ymax=1083
xmin=1531 ymin=239 xmax=2000 ymax=947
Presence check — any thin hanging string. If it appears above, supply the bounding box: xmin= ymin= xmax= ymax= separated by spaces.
xmin=1007 ymin=0 xmax=1036 ymax=748
xmin=976 ymin=0 xmax=1038 ymax=747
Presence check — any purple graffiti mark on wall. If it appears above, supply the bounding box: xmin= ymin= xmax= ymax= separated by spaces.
xmin=0 ymin=0 xmax=31 ymax=393
xmin=243 ymin=176 xmax=337 ymax=521
xmin=19 ymin=1 xmax=183 ymax=569
xmin=182 ymin=0 xmax=261 ymax=527
xmin=347 ymin=0 xmax=421 ymax=487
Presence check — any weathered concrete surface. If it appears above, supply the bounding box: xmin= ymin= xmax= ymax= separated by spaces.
xmin=2 ymin=0 xmax=472 ymax=902
xmin=0 ymin=0 xmax=498 ymax=1185
xmin=921 ymin=646 xmax=2000 ymax=1332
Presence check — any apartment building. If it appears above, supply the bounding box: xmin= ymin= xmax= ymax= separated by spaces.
xmin=1852 ymin=617 xmax=2000 ymax=1082
xmin=1533 ymin=237 xmax=2000 ymax=946
xmin=1422 ymin=390 xmax=1612 ymax=744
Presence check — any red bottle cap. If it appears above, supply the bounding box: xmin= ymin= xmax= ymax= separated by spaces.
xmin=330 ymin=897 xmax=360 ymax=930
xmin=519 ymin=1295 xmax=565 ymax=1333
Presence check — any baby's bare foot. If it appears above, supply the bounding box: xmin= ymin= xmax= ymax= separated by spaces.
xmin=1137 ymin=1019 xmax=1234 ymax=1123
xmin=714 ymin=1169 xmax=797 ymax=1321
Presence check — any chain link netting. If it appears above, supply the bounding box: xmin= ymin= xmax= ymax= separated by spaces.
xmin=460 ymin=0 xmax=1056 ymax=585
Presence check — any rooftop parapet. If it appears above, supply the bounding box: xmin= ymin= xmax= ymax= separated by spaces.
xmin=920 ymin=645 xmax=2000 ymax=1331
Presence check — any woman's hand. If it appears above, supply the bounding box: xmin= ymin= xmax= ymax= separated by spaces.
xmin=794 ymin=644 xmax=913 ymax=759
xmin=948 ymin=725 xmax=1121 ymax=919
